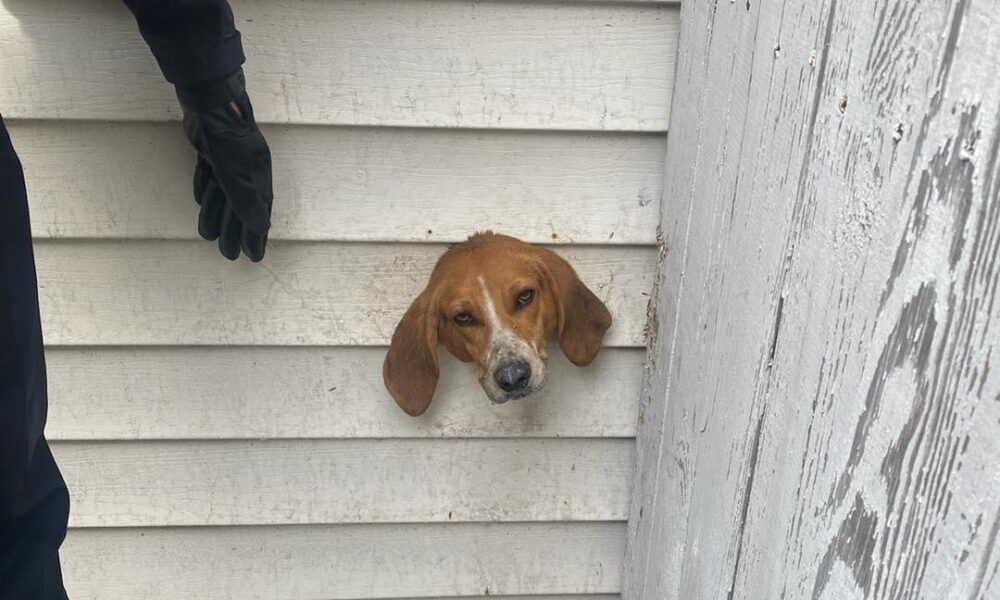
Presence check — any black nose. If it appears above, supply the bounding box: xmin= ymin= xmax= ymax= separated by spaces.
xmin=494 ymin=360 xmax=531 ymax=394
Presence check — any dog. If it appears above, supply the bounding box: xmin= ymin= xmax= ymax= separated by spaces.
xmin=384 ymin=232 xmax=612 ymax=416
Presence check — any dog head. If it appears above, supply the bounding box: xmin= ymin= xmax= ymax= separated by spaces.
xmin=384 ymin=232 xmax=612 ymax=416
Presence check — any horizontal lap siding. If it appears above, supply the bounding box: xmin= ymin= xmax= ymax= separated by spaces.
xmin=62 ymin=523 xmax=625 ymax=599
xmin=34 ymin=241 xmax=655 ymax=346
xmin=44 ymin=348 xmax=642 ymax=439
xmin=9 ymin=122 xmax=666 ymax=244
xmin=54 ymin=439 xmax=634 ymax=526
xmin=0 ymin=0 xmax=679 ymax=130
xmin=4 ymin=0 xmax=675 ymax=598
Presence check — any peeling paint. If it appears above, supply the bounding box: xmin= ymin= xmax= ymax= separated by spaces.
xmin=626 ymin=0 xmax=1000 ymax=598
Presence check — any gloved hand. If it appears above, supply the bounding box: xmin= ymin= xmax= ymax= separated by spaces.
xmin=176 ymin=69 xmax=273 ymax=261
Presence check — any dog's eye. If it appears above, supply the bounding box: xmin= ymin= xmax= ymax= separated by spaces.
xmin=516 ymin=289 xmax=535 ymax=308
xmin=453 ymin=312 xmax=474 ymax=326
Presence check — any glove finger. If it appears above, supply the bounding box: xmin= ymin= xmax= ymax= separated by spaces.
xmin=218 ymin=204 xmax=243 ymax=261
xmin=242 ymin=228 xmax=267 ymax=263
xmin=193 ymin=156 xmax=214 ymax=207
xmin=199 ymin=110 xmax=274 ymax=236
xmin=198 ymin=178 xmax=227 ymax=241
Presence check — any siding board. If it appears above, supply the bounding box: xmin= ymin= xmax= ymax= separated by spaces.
xmin=45 ymin=347 xmax=642 ymax=440
xmin=35 ymin=241 xmax=654 ymax=347
xmin=55 ymin=439 xmax=633 ymax=526
xmin=62 ymin=523 xmax=625 ymax=600
xmin=5 ymin=0 xmax=674 ymax=597
xmin=9 ymin=121 xmax=665 ymax=244
xmin=0 ymin=0 xmax=679 ymax=131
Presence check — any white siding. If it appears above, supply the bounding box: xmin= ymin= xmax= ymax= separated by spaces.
xmin=10 ymin=122 xmax=667 ymax=244
xmin=2 ymin=0 xmax=677 ymax=598
xmin=62 ymin=523 xmax=625 ymax=599
xmin=1 ymin=0 xmax=678 ymax=130
xmin=55 ymin=439 xmax=634 ymax=526
xmin=44 ymin=348 xmax=643 ymax=439
xmin=33 ymin=242 xmax=654 ymax=347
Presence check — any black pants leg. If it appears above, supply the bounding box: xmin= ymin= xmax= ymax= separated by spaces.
xmin=0 ymin=116 xmax=69 ymax=600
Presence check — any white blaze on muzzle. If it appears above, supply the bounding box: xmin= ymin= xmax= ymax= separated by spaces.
xmin=477 ymin=276 xmax=547 ymax=402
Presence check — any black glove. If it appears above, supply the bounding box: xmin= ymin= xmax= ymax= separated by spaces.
xmin=176 ymin=69 xmax=273 ymax=261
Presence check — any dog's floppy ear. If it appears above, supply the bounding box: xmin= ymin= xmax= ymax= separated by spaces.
xmin=384 ymin=290 xmax=440 ymax=416
xmin=537 ymin=247 xmax=612 ymax=366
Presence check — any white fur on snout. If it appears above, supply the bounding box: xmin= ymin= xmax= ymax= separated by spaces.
xmin=477 ymin=276 xmax=547 ymax=403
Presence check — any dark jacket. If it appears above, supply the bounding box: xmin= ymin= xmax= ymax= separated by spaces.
xmin=122 ymin=0 xmax=246 ymax=86
xmin=0 ymin=3 xmax=245 ymax=598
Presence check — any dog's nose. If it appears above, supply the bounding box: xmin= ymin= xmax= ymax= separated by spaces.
xmin=494 ymin=360 xmax=531 ymax=394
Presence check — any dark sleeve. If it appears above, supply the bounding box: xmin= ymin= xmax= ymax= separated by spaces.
xmin=121 ymin=0 xmax=246 ymax=87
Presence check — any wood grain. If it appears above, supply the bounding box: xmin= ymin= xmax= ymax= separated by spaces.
xmin=8 ymin=121 xmax=665 ymax=244
xmin=344 ymin=597 xmax=619 ymax=600
xmin=34 ymin=241 xmax=654 ymax=347
xmin=44 ymin=347 xmax=641 ymax=440
xmin=625 ymin=0 xmax=1000 ymax=599
xmin=0 ymin=0 xmax=678 ymax=131
xmin=342 ymin=597 xmax=619 ymax=600
xmin=62 ymin=523 xmax=625 ymax=600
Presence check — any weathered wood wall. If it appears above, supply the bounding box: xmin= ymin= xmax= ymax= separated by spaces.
xmin=0 ymin=0 xmax=680 ymax=598
xmin=626 ymin=0 xmax=1000 ymax=599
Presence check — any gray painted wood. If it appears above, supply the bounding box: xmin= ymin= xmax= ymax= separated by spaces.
xmin=625 ymin=0 xmax=1000 ymax=599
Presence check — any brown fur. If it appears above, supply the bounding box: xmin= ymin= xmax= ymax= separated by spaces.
xmin=384 ymin=232 xmax=612 ymax=416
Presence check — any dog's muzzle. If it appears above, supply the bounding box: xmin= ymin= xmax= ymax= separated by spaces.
xmin=493 ymin=359 xmax=532 ymax=400
xmin=480 ymin=339 xmax=547 ymax=404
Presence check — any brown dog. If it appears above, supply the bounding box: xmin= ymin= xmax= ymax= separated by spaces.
xmin=384 ymin=232 xmax=612 ymax=416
